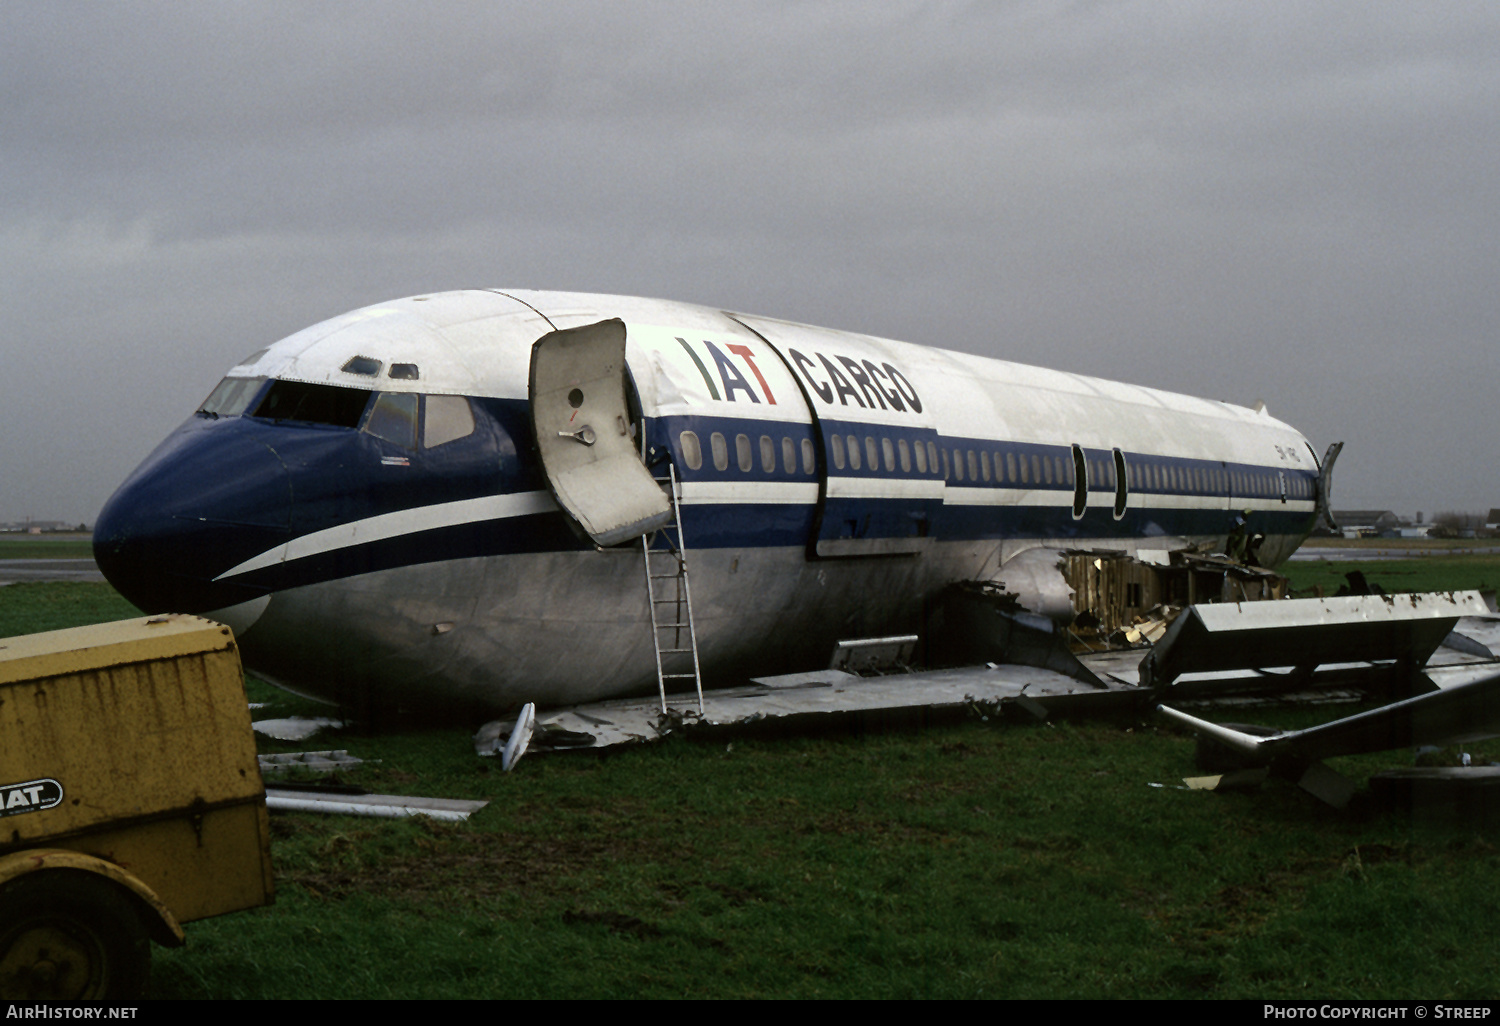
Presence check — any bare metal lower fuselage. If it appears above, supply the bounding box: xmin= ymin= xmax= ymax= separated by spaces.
xmin=217 ymin=529 xmax=1302 ymax=719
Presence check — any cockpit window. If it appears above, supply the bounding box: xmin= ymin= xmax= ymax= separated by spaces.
xmin=199 ymin=376 xmax=266 ymax=417
xmin=341 ymin=356 xmax=383 ymax=376
xmin=253 ymin=380 xmax=372 ymax=427
xmin=363 ymin=392 xmax=419 ymax=449
xmin=423 ymin=395 xmax=475 ymax=448
xmin=389 ymin=363 xmax=420 ymax=380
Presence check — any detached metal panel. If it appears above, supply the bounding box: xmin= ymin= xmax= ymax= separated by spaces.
xmin=1141 ymin=591 xmax=1492 ymax=690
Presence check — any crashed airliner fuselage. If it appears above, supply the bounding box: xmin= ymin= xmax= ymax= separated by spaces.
xmin=93 ymin=289 xmax=1327 ymax=718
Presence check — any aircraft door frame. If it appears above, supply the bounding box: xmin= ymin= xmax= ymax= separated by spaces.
xmin=726 ymin=313 xmax=944 ymax=559
xmin=528 ymin=318 xmax=672 ymax=548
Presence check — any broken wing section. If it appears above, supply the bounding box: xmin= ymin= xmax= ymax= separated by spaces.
xmin=1158 ymin=667 xmax=1500 ymax=766
xmin=529 ymin=319 xmax=672 ymax=547
xmin=1140 ymin=591 xmax=1489 ymax=691
xmin=1153 ymin=590 xmax=1500 ymax=765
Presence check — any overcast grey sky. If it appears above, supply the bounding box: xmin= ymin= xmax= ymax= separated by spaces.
xmin=3 ymin=1 xmax=1497 ymax=525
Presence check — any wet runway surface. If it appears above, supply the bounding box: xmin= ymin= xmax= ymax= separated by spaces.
xmin=0 ymin=558 xmax=106 ymax=584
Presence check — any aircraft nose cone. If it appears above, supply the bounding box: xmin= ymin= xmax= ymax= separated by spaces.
xmin=94 ymin=422 xmax=292 ymax=613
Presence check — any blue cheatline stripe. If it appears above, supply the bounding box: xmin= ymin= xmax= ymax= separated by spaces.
xmin=223 ymin=498 xmax=1316 ymax=595
xmin=214 ymin=492 xmax=1315 ymax=595
xmin=224 ymin=508 xmax=590 ymax=594
xmin=205 ymin=402 xmax=1317 ymax=595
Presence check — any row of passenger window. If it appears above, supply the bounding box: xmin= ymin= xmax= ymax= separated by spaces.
xmin=949 ymin=447 xmax=1073 ymax=487
xmin=679 ymin=429 xmax=938 ymax=476
xmin=1123 ymin=461 xmax=1310 ymax=500
xmin=677 ymin=424 xmax=1312 ymax=503
xmin=829 ymin=433 xmax=936 ymax=474
xmin=679 ymin=430 xmax=817 ymax=475
xmin=949 ymin=444 xmax=1310 ymax=502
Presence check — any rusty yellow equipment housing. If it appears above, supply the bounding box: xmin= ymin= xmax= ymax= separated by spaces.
xmin=0 ymin=614 xmax=273 ymax=998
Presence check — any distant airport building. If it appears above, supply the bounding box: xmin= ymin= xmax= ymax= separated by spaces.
xmin=0 ymin=520 xmax=83 ymax=534
xmin=1328 ymin=510 xmax=1401 ymax=539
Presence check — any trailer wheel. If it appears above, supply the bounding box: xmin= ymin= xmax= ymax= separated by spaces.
xmin=0 ymin=871 xmax=150 ymax=1000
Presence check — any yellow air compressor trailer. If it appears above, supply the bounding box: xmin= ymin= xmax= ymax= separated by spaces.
xmin=0 ymin=614 xmax=273 ymax=999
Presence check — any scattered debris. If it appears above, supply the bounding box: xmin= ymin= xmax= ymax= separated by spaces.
xmin=475 ymin=661 xmax=1140 ymax=758
xmin=252 ymin=716 xmax=345 ymax=741
xmin=1062 ymin=549 xmax=1288 ymax=642
xmin=1122 ymin=612 xmax=1173 ymax=647
xmin=258 ymin=750 xmax=366 ymax=775
xmin=1183 ymin=768 xmax=1269 ymax=792
xmin=926 ymin=581 xmax=1108 ymax=687
xmin=1295 ymin=762 xmax=1358 ymax=810
xmin=1442 ymin=628 xmax=1495 ymax=659
xmin=1141 ymin=591 xmax=1490 ymax=694
xmin=1152 ymin=593 xmax=1500 ymax=808
xmin=829 ymin=635 xmax=918 ymax=674
xmin=501 ymin=702 xmax=535 ymax=772
xmin=466 ymin=597 xmax=1500 ymax=768
xmin=264 ymin=788 xmax=487 ymax=822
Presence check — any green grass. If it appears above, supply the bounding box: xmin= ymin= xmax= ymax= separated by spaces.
xmin=1305 ymin=537 xmax=1499 ymax=550
xmin=0 ymin=537 xmax=96 ymax=559
xmin=4 ymin=560 xmax=1499 ymax=998
xmin=152 ymin=715 xmax=1500 ymax=999
xmin=0 ymin=581 xmax=139 ymax=636
xmin=1281 ymin=555 xmax=1500 ymax=597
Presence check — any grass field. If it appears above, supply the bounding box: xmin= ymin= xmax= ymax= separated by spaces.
xmin=2 ymin=552 xmax=1499 ymax=999
xmin=1300 ymin=537 xmax=1499 ymax=550
xmin=1282 ymin=554 xmax=1500 ymax=597
xmin=0 ymin=536 xmax=95 ymax=559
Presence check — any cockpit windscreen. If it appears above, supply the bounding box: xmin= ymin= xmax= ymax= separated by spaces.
xmin=198 ymin=376 xmax=267 ymax=417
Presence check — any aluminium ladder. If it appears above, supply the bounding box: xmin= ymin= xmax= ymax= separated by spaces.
xmin=642 ymin=464 xmax=705 ymax=715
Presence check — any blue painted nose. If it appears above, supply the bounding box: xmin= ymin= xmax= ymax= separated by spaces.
xmin=94 ymin=418 xmax=292 ymax=613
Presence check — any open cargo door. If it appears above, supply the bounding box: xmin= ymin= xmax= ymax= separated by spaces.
xmin=1313 ymin=440 xmax=1343 ymax=534
xmin=728 ymin=312 xmax=943 ymax=557
xmin=529 ymin=319 xmax=672 ymax=547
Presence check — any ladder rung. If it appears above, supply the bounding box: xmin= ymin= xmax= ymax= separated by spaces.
xmin=646 ymin=465 xmax=701 ymax=712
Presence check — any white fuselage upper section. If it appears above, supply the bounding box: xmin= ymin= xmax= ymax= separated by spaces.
xmin=236 ymin=287 xmax=1314 ymax=493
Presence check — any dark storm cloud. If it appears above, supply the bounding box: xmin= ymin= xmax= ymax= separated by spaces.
xmin=2 ymin=1 xmax=1498 ymax=522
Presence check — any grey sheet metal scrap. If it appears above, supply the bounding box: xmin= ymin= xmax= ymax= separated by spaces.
xmin=475 ymin=593 xmax=1500 ymax=762
xmin=476 ymin=662 xmax=1138 ymax=757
